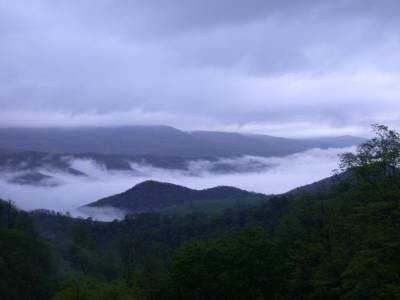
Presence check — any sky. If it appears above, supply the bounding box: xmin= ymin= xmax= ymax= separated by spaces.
xmin=1 ymin=0 xmax=400 ymax=137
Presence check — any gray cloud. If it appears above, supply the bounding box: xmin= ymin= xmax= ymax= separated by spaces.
xmin=1 ymin=0 xmax=400 ymax=136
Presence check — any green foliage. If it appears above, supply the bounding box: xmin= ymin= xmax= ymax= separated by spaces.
xmin=273 ymin=124 xmax=400 ymax=299
xmin=0 ymin=229 xmax=55 ymax=300
xmin=340 ymin=124 xmax=400 ymax=171
xmin=159 ymin=196 xmax=266 ymax=216
xmin=167 ymin=227 xmax=281 ymax=299
xmin=2 ymin=124 xmax=399 ymax=299
xmin=55 ymin=275 xmax=138 ymax=300
xmin=0 ymin=199 xmax=35 ymax=233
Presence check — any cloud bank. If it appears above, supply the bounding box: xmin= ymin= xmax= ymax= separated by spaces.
xmin=0 ymin=147 xmax=353 ymax=220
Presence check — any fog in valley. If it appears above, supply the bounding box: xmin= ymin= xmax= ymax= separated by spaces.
xmin=0 ymin=147 xmax=353 ymax=220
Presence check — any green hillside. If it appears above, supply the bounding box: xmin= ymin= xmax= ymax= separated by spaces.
xmin=0 ymin=125 xmax=398 ymax=299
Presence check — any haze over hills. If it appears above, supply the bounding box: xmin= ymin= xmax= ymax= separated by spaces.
xmin=0 ymin=126 xmax=363 ymax=188
xmin=0 ymin=148 xmax=273 ymax=187
xmin=1 ymin=126 xmax=398 ymax=299
xmin=2 ymin=0 xmax=399 ymax=297
xmin=0 ymin=126 xmax=364 ymax=158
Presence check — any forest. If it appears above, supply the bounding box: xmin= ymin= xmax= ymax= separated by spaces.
xmin=1 ymin=125 xmax=399 ymax=299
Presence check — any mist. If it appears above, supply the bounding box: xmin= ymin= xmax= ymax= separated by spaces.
xmin=0 ymin=147 xmax=354 ymax=220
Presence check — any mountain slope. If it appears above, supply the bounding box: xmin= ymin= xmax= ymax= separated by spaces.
xmin=0 ymin=126 xmax=363 ymax=158
xmin=0 ymin=126 xmax=220 ymax=157
xmin=83 ymin=171 xmax=351 ymax=217
xmin=193 ymin=131 xmax=364 ymax=156
xmin=84 ymin=180 xmax=268 ymax=214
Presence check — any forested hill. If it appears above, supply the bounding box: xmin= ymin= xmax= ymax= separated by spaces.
xmin=84 ymin=180 xmax=268 ymax=215
xmin=0 ymin=125 xmax=399 ymax=299
xmin=83 ymin=174 xmax=346 ymax=217
xmin=0 ymin=126 xmax=363 ymax=157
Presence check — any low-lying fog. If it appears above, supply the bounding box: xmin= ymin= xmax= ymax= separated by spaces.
xmin=0 ymin=147 xmax=354 ymax=220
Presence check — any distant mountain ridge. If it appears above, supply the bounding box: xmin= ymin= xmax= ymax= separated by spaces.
xmin=83 ymin=180 xmax=268 ymax=215
xmin=0 ymin=126 xmax=364 ymax=158
xmin=83 ymin=172 xmax=348 ymax=216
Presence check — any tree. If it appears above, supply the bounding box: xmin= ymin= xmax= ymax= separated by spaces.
xmin=167 ymin=226 xmax=282 ymax=299
xmin=335 ymin=124 xmax=400 ymax=298
xmin=55 ymin=275 xmax=138 ymax=300
xmin=340 ymin=124 xmax=400 ymax=178
xmin=0 ymin=229 xmax=55 ymax=300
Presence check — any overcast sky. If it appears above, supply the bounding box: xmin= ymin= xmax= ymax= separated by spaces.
xmin=1 ymin=0 xmax=400 ymax=137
